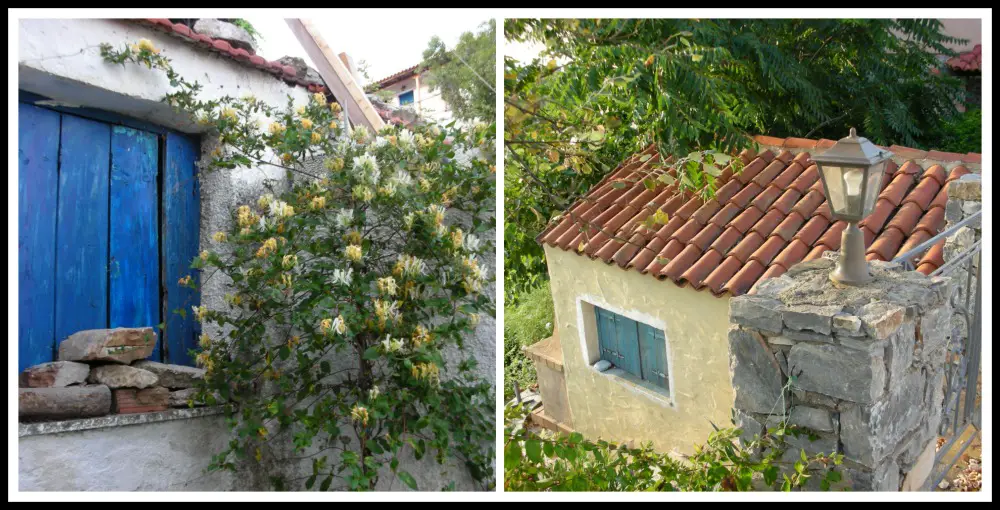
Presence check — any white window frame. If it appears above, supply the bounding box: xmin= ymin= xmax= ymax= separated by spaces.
xmin=575 ymin=294 xmax=677 ymax=408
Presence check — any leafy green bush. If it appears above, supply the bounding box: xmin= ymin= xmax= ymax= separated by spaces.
xmin=504 ymin=404 xmax=846 ymax=492
xmin=938 ymin=108 xmax=982 ymax=154
xmin=503 ymin=283 xmax=555 ymax=401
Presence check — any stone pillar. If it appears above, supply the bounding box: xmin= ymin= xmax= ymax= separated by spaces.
xmin=942 ymin=173 xmax=981 ymax=365
xmin=729 ymin=252 xmax=953 ymax=491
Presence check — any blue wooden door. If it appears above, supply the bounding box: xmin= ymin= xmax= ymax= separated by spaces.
xmin=18 ymin=101 xmax=200 ymax=370
xmin=638 ymin=323 xmax=669 ymax=390
xmin=18 ymin=103 xmax=60 ymax=370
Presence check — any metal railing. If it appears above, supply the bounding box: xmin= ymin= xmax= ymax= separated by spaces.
xmin=891 ymin=209 xmax=981 ymax=490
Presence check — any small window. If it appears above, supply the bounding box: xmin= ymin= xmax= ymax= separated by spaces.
xmin=398 ymin=90 xmax=414 ymax=106
xmin=594 ymin=306 xmax=669 ymax=391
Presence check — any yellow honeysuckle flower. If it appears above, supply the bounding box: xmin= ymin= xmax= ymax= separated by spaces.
xmin=344 ymin=244 xmax=363 ymax=263
xmin=198 ymin=333 xmax=212 ymax=349
xmin=136 ymin=38 xmax=159 ymax=54
xmin=311 ymin=196 xmax=326 ymax=210
xmin=313 ymin=92 xmax=327 ymax=105
xmin=300 ymin=118 xmax=313 ymax=130
xmin=268 ymin=122 xmax=286 ymax=135
xmin=311 ymin=131 xmax=322 ymax=144
xmin=351 ymin=405 xmax=369 ymax=426
xmin=212 ymin=231 xmax=227 ymax=243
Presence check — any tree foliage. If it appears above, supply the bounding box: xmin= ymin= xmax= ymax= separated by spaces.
xmin=422 ymin=19 xmax=497 ymax=123
xmin=503 ymin=18 xmax=968 ymax=304
xmin=100 ymin=39 xmax=496 ymax=491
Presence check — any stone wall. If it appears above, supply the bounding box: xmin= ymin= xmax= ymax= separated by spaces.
xmin=729 ymin=252 xmax=953 ymax=491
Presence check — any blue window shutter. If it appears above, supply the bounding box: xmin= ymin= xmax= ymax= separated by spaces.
xmin=18 ymin=103 xmax=60 ymax=370
xmin=595 ymin=306 xmax=617 ymax=364
xmin=615 ymin=314 xmax=642 ymax=378
xmin=398 ymin=90 xmax=414 ymax=106
xmin=639 ymin=323 xmax=669 ymax=390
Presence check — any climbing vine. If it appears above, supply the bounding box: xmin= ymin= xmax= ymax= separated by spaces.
xmin=99 ymin=39 xmax=496 ymax=491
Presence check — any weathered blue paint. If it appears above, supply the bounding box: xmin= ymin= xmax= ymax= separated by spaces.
xmin=163 ymin=132 xmax=201 ymax=366
xmin=18 ymin=104 xmax=60 ymax=370
xmin=596 ymin=306 xmax=618 ymax=364
xmin=109 ymin=126 xmax=161 ymax=360
xmin=19 ymin=91 xmax=177 ymax=136
xmin=55 ymin=114 xmax=111 ymax=344
xmin=638 ymin=323 xmax=668 ymax=390
xmin=614 ymin=313 xmax=642 ymax=378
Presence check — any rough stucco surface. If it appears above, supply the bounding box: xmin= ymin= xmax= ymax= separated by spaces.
xmin=19 ymin=19 xmax=494 ymax=491
xmin=544 ymin=245 xmax=733 ymax=455
xmin=19 ymin=413 xmax=240 ymax=491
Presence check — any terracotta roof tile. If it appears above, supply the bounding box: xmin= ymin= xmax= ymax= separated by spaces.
xmin=134 ymin=19 xmax=326 ymax=91
xmin=946 ymin=45 xmax=982 ymax=72
xmin=915 ymin=241 xmax=946 ymax=275
xmin=538 ymin=135 xmax=979 ymax=297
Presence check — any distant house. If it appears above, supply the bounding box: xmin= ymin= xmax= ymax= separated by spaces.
xmin=371 ymin=64 xmax=453 ymax=124
xmin=527 ymin=134 xmax=980 ymax=455
xmin=939 ymin=19 xmax=983 ymax=108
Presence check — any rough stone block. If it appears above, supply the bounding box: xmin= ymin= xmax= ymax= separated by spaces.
xmin=113 ymin=387 xmax=170 ymax=414
xmin=774 ymin=349 xmax=789 ymax=376
xmin=837 ymin=335 xmax=887 ymax=355
xmin=193 ymin=18 xmax=256 ymax=53
xmin=900 ymin=440 xmax=936 ymax=491
xmin=916 ymin=304 xmax=952 ymax=358
xmin=782 ymin=304 xmax=842 ymax=335
xmin=945 ymin=199 xmax=964 ymax=223
xmin=730 ymin=296 xmax=784 ymax=334
xmin=19 ymin=385 xmax=111 ymax=419
xmin=832 ymin=313 xmax=863 ymax=336
xmin=58 ymin=328 xmax=156 ymax=364
xmin=948 ymin=174 xmax=981 ymax=201
xmin=871 ymin=371 xmax=924 ymax=447
xmin=780 ymin=329 xmax=835 ymax=343
xmin=780 ymin=431 xmax=839 ymax=464
xmin=87 ymin=365 xmax=159 ymax=389
xmin=133 ymin=361 xmax=205 ymax=389
xmin=841 ymin=403 xmax=879 ymax=467
xmin=734 ymin=409 xmax=764 ymax=445
xmin=789 ymin=405 xmax=835 ymax=433
xmin=788 ymin=343 xmax=886 ymax=404
xmin=872 ymin=458 xmax=901 ymax=491
xmin=792 ymin=389 xmax=839 ymax=410
xmin=858 ymin=302 xmax=906 ymax=340
xmin=20 ymin=361 xmax=90 ymax=388
xmin=729 ymin=327 xmax=786 ymax=414
xmin=885 ymin=321 xmax=916 ymax=386
xmin=169 ymin=388 xmax=207 ymax=408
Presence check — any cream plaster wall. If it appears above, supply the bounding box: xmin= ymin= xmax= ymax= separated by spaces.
xmin=544 ymin=245 xmax=734 ymax=455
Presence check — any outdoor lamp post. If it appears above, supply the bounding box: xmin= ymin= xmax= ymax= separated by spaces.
xmin=813 ymin=128 xmax=893 ymax=285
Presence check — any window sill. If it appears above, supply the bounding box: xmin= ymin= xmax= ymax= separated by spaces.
xmin=18 ymin=406 xmax=225 ymax=438
xmin=592 ymin=366 xmax=675 ymax=409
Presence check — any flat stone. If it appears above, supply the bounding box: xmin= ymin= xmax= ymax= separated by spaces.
xmin=872 ymin=458 xmax=901 ymax=491
xmin=945 ymin=199 xmax=964 ymax=223
xmin=782 ymin=304 xmax=842 ymax=334
xmin=774 ymin=349 xmax=789 ymax=376
xmin=169 ymin=388 xmax=205 ymax=408
xmin=947 ymin=175 xmax=981 ymax=201
xmin=19 ymin=386 xmax=111 ymax=420
xmin=87 ymin=365 xmax=159 ymax=389
xmin=730 ymin=296 xmax=785 ymax=334
xmin=20 ymin=361 xmax=90 ymax=388
xmin=837 ymin=335 xmax=887 ymax=354
xmin=734 ymin=409 xmax=764 ymax=445
xmin=780 ymin=329 xmax=835 ymax=343
xmin=276 ymin=56 xmax=322 ymax=84
xmin=840 ymin=403 xmax=880 ymax=467
xmin=58 ymin=328 xmax=156 ymax=364
xmin=885 ymin=321 xmax=916 ymax=386
xmin=193 ymin=19 xmax=256 ymax=54
xmin=916 ymin=304 xmax=952 ymax=359
xmin=767 ymin=335 xmax=797 ymax=346
xmin=593 ymin=359 xmax=612 ymax=372
xmin=857 ymin=302 xmax=906 ymax=340
xmin=788 ymin=405 xmax=835 ymax=433
xmin=792 ymin=389 xmax=839 ymax=410
xmin=780 ymin=431 xmax=839 ymax=464
xmin=832 ymin=313 xmax=863 ymax=336
xmin=133 ymin=361 xmax=205 ymax=389
xmin=788 ymin=342 xmax=886 ymax=404
xmin=729 ymin=327 xmax=786 ymax=414
xmin=113 ymin=387 xmax=170 ymax=414
xmin=901 ymin=440 xmax=936 ymax=491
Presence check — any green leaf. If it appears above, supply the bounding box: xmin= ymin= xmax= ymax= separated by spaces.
xmin=397 ymin=470 xmax=418 ymax=490
xmin=362 ymin=346 xmax=380 ymax=360
xmin=525 ymin=440 xmax=543 ymax=462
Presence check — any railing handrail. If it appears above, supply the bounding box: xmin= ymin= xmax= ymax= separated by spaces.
xmin=891 ymin=210 xmax=982 ymax=270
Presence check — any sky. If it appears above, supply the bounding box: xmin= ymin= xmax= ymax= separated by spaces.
xmin=245 ymin=11 xmax=492 ymax=86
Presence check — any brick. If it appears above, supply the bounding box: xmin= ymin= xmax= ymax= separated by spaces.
xmin=113 ymin=387 xmax=169 ymax=414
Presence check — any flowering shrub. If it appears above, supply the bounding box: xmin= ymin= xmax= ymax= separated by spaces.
xmin=100 ymin=40 xmax=496 ymax=491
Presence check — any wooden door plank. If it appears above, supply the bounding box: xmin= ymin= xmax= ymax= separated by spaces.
xmin=55 ymin=114 xmax=111 ymax=344
xmin=109 ymin=126 xmax=160 ymax=360
xmin=638 ymin=323 xmax=669 ymax=390
xmin=18 ymin=103 xmax=61 ymax=370
xmin=285 ymin=19 xmax=386 ymax=132
xmin=163 ymin=132 xmax=201 ymax=366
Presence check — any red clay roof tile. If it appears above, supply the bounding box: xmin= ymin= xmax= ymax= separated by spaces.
xmin=537 ymin=135 xmax=980 ymax=297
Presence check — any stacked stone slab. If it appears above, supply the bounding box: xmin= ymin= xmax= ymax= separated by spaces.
xmin=19 ymin=327 xmax=212 ymax=421
xmin=942 ymin=173 xmax=981 ymax=399
xmin=729 ymin=252 xmax=953 ymax=491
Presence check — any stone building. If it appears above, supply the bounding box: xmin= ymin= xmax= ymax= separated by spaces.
xmin=528 ymin=133 xmax=981 ymax=491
